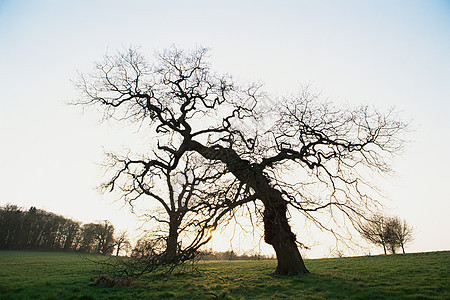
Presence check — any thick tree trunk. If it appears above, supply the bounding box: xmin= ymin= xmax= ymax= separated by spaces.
xmin=189 ymin=141 xmax=309 ymax=275
xmin=262 ymin=189 xmax=309 ymax=275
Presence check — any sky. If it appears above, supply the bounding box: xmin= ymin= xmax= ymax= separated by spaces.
xmin=0 ymin=0 xmax=449 ymax=258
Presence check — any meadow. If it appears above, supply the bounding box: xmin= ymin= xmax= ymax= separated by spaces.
xmin=0 ymin=250 xmax=448 ymax=299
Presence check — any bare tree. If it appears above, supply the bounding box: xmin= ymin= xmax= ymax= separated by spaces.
xmin=359 ymin=215 xmax=414 ymax=254
xmin=76 ymin=46 xmax=406 ymax=275
xmin=359 ymin=214 xmax=389 ymax=254
xmin=385 ymin=217 xmax=414 ymax=254
xmin=79 ymin=220 xmax=115 ymax=255
xmin=106 ymin=148 xmax=253 ymax=263
xmin=114 ymin=231 xmax=131 ymax=256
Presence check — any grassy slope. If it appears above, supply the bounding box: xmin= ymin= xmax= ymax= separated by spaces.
xmin=0 ymin=251 xmax=448 ymax=299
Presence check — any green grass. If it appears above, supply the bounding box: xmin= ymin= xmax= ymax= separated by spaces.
xmin=0 ymin=250 xmax=449 ymax=299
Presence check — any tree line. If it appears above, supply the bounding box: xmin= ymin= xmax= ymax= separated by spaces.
xmin=198 ymin=249 xmax=275 ymax=261
xmin=0 ymin=204 xmax=121 ymax=255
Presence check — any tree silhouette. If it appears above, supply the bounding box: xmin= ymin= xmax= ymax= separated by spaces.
xmin=359 ymin=215 xmax=414 ymax=254
xmin=384 ymin=217 xmax=414 ymax=254
xmin=105 ymin=148 xmax=253 ymax=264
xmin=76 ymin=47 xmax=406 ymax=275
xmin=0 ymin=205 xmax=81 ymax=251
xmin=359 ymin=214 xmax=389 ymax=254
xmin=79 ymin=221 xmax=115 ymax=254
xmin=114 ymin=231 xmax=131 ymax=256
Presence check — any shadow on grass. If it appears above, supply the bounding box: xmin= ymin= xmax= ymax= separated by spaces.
xmin=1 ymin=251 xmax=447 ymax=299
xmin=131 ymin=268 xmax=410 ymax=299
xmin=265 ymin=272 xmax=401 ymax=299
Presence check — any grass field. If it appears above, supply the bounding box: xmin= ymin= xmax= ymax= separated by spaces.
xmin=0 ymin=250 xmax=448 ymax=299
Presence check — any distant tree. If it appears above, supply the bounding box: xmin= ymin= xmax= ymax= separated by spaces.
xmin=79 ymin=221 xmax=115 ymax=254
xmin=97 ymin=220 xmax=116 ymax=255
xmin=384 ymin=217 xmax=414 ymax=254
xmin=78 ymin=223 xmax=96 ymax=253
xmin=359 ymin=215 xmax=389 ymax=254
xmin=61 ymin=219 xmax=81 ymax=250
xmin=114 ymin=231 xmax=131 ymax=256
xmin=106 ymin=149 xmax=247 ymax=263
xmin=0 ymin=204 xmax=24 ymax=249
xmin=359 ymin=215 xmax=414 ymax=254
xmin=94 ymin=221 xmax=116 ymax=255
xmin=224 ymin=250 xmax=237 ymax=260
xmin=97 ymin=220 xmax=115 ymax=254
xmin=131 ymin=237 xmax=164 ymax=258
xmin=77 ymin=46 xmax=407 ymax=275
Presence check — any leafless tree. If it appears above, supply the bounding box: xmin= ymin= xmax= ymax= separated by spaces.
xmin=106 ymin=149 xmax=252 ymax=263
xmin=359 ymin=215 xmax=414 ymax=254
xmin=385 ymin=217 xmax=414 ymax=254
xmin=79 ymin=220 xmax=115 ymax=255
xmin=359 ymin=214 xmax=389 ymax=254
xmin=114 ymin=231 xmax=131 ymax=256
xmin=76 ymin=46 xmax=407 ymax=275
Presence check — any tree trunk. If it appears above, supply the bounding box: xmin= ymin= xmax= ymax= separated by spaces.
xmin=165 ymin=215 xmax=179 ymax=261
xmin=389 ymin=244 xmax=396 ymax=254
xmin=261 ymin=189 xmax=309 ymax=275
xmin=189 ymin=141 xmax=309 ymax=275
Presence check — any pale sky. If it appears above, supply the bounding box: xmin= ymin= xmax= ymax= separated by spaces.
xmin=0 ymin=0 xmax=449 ymax=258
